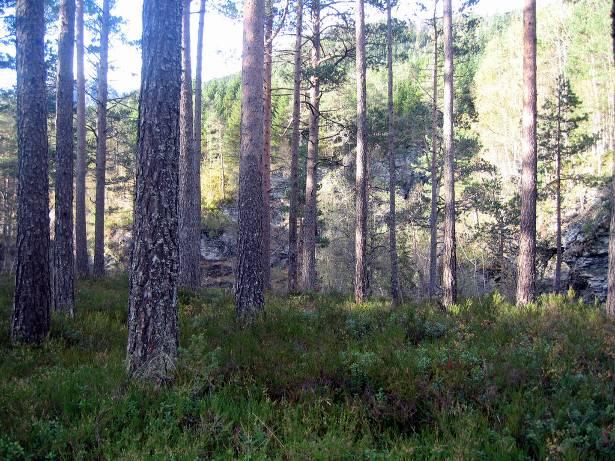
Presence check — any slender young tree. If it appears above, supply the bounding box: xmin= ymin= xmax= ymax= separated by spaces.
xmin=179 ymin=0 xmax=201 ymax=290
xmin=126 ymin=0 xmax=182 ymax=382
xmin=11 ymin=0 xmax=51 ymax=344
xmin=442 ymin=0 xmax=457 ymax=307
xmin=386 ymin=0 xmax=399 ymax=306
xmin=428 ymin=1 xmax=439 ymax=299
xmin=288 ymin=0 xmax=302 ymax=294
xmin=355 ymin=0 xmax=368 ymax=303
xmin=606 ymin=0 xmax=615 ymax=316
xmin=235 ymin=0 xmax=265 ymax=321
xmin=300 ymin=0 xmax=320 ymax=292
xmin=93 ymin=0 xmax=110 ymax=277
xmin=262 ymin=0 xmax=273 ymax=291
xmin=516 ymin=0 xmax=538 ymax=306
xmin=54 ymin=0 xmax=76 ymax=316
xmin=75 ymin=0 xmax=88 ymax=277
xmin=194 ymin=0 xmax=205 ymax=241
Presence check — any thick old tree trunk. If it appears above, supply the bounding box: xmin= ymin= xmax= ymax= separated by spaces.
xmin=386 ymin=0 xmax=399 ymax=306
xmin=93 ymin=0 xmax=110 ymax=277
xmin=287 ymin=0 xmax=303 ymax=294
xmin=262 ymin=0 xmax=273 ymax=291
xmin=54 ymin=0 xmax=76 ymax=316
xmin=442 ymin=0 xmax=457 ymax=307
xmin=194 ymin=0 xmax=205 ymax=244
xmin=11 ymin=0 xmax=51 ymax=344
xmin=75 ymin=0 xmax=88 ymax=277
xmin=606 ymin=0 xmax=615 ymax=316
xmin=516 ymin=0 xmax=538 ymax=306
xmin=428 ymin=5 xmax=439 ymax=300
xmin=179 ymin=0 xmax=201 ymax=291
xmin=126 ymin=0 xmax=182 ymax=382
xmin=354 ymin=0 xmax=368 ymax=303
xmin=300 ymin=0 xmax=320 ymax=292
xmin=235 ymin=0 xmax=265 ymax=321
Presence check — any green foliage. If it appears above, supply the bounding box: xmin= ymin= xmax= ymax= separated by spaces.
xmin=2 ymin=278 xmax=615 ymax=459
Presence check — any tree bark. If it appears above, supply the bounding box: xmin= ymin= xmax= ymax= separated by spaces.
xmin=127 ymin=0 xmax=182 ymax=383
xmin=428 ymin=4 xmax=439 ymax=300
xmin=606 ymin=0 xmax=615 ymax=317
xmin=11 ymin=0 xmax=51 ymax=344
xmin=442 ymin=0 xmax=457 ymax=307
xmin=262 ymin=0 xmax=273 ymax=291
xmin=300 ymin=0 xmax=320 ymax=292
xmin=54 ymin=0 xmax=76 ymax=316
xmin=75 ymin=0 xmax=88 ymax=277
xmin=516 ymin=0 xmax=538 ymax=306
xmin=386 ymin=0 xmax=399 ymax=306
xmin=287 ymin=0 xmax=302 ymax=294
xmin=235 ymin=0 xmax=265 ymax=321
xmin=554 ymin=86 xmax=562 ymax=293
xmin=179 ymin=0 xmax=201 ymax=291
xmin=194 ymin=0 xmax=205 ymax=239
xmin=93 ymin=0 xmax=110 ymax=277
xmin=354 ymin=0 xmax=368 ymax=303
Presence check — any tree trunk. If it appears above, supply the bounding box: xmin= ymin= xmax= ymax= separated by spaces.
xmin=54 ymin=0 xmax=76 ymax=316
xmin=354 ymin=0 xmax=368 ymax=303
xmin=442 ymin=0 xmax=457 ymax=307
xmin=179 ymin=0 xmax=201 ymax=291
xmin=516 ymin=0 xmax=538 ymax=306
xmin=11 ymin=0 xmax=51 ymax=344
xmin=235 ymin=0 xmax=265 ymax=321
xmin=300 ymin=0 xmax=320 ymax=292
xmin=386 ymin=0 xmax=399 ymax=306
xmin=75 ymin=0 xmax=88 ymax=277
xmin=606 ymin=0 xmax=615 ymax=317
xmin=287 ymin=0 xmax=302 ymax=294
xmin=93 ymin=0 xmax=110 ymax=277
xmin=262 ymin=0 xmax=273 ymax=291
xmin=194 ymin=0 xmax=205 ymax=247
xmin=554 ymin=87 xmax=562 ymax=293
xmin=428 ymin=4 xmax=439 ymax=300
xmin=127 ymin=0 xmax=181 ymax=383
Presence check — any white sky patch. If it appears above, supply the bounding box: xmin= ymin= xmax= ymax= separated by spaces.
xmin=0 ymin=0 xmax=553 ymax=94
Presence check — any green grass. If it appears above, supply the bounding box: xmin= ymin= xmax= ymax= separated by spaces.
xmin=1 ymin=278 xmax=615 ymax=460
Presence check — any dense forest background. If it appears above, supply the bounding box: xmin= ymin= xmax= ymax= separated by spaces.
xmin=0 ymin=0 xmax=610 ymax=300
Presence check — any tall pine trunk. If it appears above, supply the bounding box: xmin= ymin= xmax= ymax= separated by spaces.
xmin=287 ymin=0 xmax=302 ymax=294
xmin=194 ymin=0 xmax=205 ymax=245
xmin=442 ymin=0 xmax=457 ymax=307
xmin=11 ymin=0 xmax=51 ymax=344
xmin=179 ymin=0 xmax=201 ymax=290
xmin=516 ymin=0 xmax=538 ymax=306
xmin=354 ymin=0 xmax=368 ymax=303
xmin=428 ymin=7 xmax=439 ymax=300
xmin=235 ymin=0 xmax=265 ymax=321
xmin=262 ymin=0 xmax=273 ymax=291
xmin=127 ymin=0 xmax=182 ymax=383
xmin=93 ymin=0 xmax=110 ymax=277
xmin=54 ymin=0 xmax=76 ymax=316
xmin=386 ymin=0 xmax=399 ymax=306
xmin=75 ymin=0 xmax=88 ymax=277
xmin=606 ymin=0 xmax=615 ymax=316
xmin=300 ymin=0 xmax=320 ymax=292
xmin=554 ymin=88 xmax=562 ymax=293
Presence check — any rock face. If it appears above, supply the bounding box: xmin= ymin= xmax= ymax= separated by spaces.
xmin=560 ymin=202 xmax=609 ymax=303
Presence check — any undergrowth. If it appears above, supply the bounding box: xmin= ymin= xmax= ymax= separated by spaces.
xmin=1 ymin=278 xmax=615 ymax=460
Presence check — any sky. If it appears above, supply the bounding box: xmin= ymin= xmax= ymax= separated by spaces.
xmin=0 ymin=0 xmax=536 ymax=94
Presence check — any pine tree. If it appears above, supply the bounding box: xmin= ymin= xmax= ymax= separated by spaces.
xmin=127 ymin=0 xmax=182 ymax=382
xmin=53 ymin=0 xmax=76 ymax=316
xmin=11 ymin=0 xmax=51 ymax=344
xmin=516 ymin=0 xmax=538 ymax=306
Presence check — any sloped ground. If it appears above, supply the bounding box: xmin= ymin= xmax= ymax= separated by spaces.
xmin=1 ymin=278 xmax=615 ymax=460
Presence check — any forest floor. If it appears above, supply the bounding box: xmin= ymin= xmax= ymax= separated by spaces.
xmin=1 ymin=277 xmax=615 ymax=460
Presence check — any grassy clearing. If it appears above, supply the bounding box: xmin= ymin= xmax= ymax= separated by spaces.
xmin=1 ymin=278 xmax=615 ymax=460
